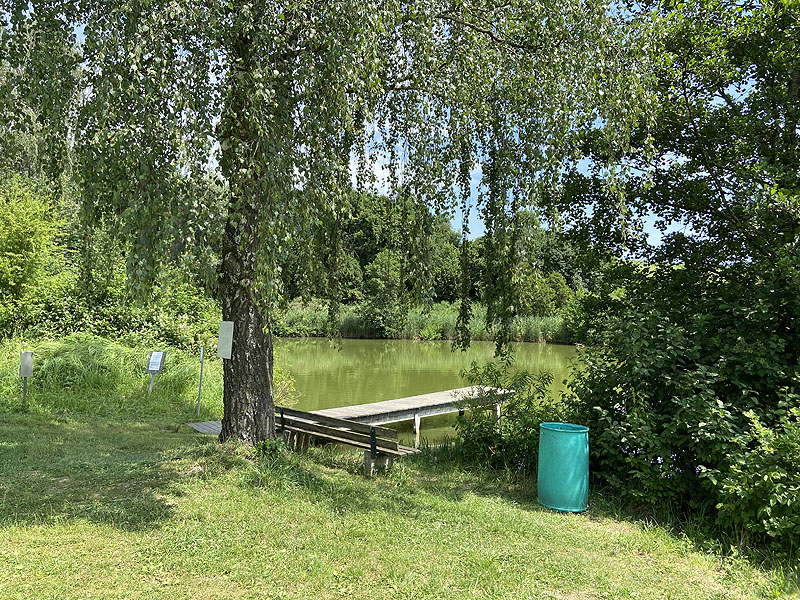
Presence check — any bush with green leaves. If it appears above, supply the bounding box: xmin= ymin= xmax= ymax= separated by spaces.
xmin=452 ymin=361 xmax=564 ymax=475
xmin=0 ymin=175 xmax=59 ymax=299
xmin=0 ymin=174 xmax=63 ymax=330
xmin=708 ymin=403 xmax=800 ymax=552
xmin=7 ymin=260 xmax=222 ymax=351
xmin=516 ymin=269 xmax=575 ymax=319
xmin=360 ymin=249 xmax=406 ymax=337
xmin=570 ymin=259 xmax=800 ymax=553
xmin=517 ymin=270 xmax=557 ymax=317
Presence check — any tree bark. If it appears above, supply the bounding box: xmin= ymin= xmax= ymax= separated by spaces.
xmin=218 ymin=212 xmax=276 ymax=445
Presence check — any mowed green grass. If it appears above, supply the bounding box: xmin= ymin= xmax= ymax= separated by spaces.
xmin=0 ymin=413 xmax=793 ymax=600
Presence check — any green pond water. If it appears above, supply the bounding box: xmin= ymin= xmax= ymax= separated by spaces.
xmin=276 ymin=338 xmax=578 ymax=445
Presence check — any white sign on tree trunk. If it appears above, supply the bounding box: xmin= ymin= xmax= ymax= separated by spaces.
xmin=218 ymin=321 xmax=234 ymax=359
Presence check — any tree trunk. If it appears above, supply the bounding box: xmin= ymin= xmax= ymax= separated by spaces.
xmin=218 ymin=212 xmax=276 ymax=445
xmin=216 ymin=6 xmax=278 ymax=445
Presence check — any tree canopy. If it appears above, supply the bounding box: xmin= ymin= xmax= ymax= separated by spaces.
xmin=1 ymin=0 xmax=652 ymax=443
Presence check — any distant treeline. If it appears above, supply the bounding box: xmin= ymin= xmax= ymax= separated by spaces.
xmin=276 ymin=191 xmax=602 ymax=341
xmin=1 ymin=173 xmax=602 ymax=345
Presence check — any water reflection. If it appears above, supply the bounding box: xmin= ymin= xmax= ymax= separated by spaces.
xmin=277 ymin=338 xmax=577 ymax=413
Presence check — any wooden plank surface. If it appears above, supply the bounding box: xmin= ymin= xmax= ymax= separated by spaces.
xmin=313 ymin=386 xmax=501 ymax=422
xmin=187 ymin=387 xmax=507 ymax=437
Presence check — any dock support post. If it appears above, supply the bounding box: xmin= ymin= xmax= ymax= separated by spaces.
xmin=414 ymin=411 xmax=421 ymax=449
xmin=364 ymin=450 xmax=375 ymax=476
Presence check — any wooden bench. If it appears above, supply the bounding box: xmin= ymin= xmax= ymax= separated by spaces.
xmin=274 ymin=406 xmax=420 ymax=475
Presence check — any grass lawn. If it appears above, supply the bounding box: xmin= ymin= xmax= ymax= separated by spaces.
xmin=0 ymin=413 xmax=795 ymax=600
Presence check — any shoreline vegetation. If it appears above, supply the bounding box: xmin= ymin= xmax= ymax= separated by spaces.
xmin=275 ymin=298 xmax=573 ymax=344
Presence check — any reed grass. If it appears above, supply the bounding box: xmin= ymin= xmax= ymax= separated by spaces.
xmin=276 ymin=299 xmax=571 ymax=343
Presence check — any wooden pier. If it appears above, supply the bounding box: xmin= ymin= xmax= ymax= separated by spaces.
xmin=188 ymin=386 xmax=507 ymax=448
xmin=314 ymin=386 xmax=505 ymax=447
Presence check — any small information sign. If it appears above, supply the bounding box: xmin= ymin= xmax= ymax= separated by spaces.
xmin=20 ymin=351 xmax=33 ymax=409
xmin=147 ymin=351 xmax=166 ymax=374
xmin=218 ymin=321 xmax=234 ymax=359
xmin=20 ymin=351 xmax=33 ymax=378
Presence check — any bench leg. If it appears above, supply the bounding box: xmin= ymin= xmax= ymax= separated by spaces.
xmin=377 ymin=454 xmax=393 ymax=472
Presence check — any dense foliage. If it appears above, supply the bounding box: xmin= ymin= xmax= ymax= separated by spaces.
xmin=568 ymin=0 xmax=800 ymax=553
xmin=0 ymin=175 xmax=61 ymax=321
xmin=0 ymin=171 xmax=221 ymax=349
xmin=571 ymin=255 xmax=800 ymax=551
xmin=280 ymin=191 xmax=593 ymax=339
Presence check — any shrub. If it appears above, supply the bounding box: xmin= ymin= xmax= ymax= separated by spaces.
xmin=546 ymin=272 xmax=574 ymax=311
xmin=452 ymin=361 xmax=565 ymax=475
xmin=361 ymin=250 xmax=406 ymax=337
xmin=0 ymin=174 xmax=59 ymax=303
xmin=570 ymin=261 xmax=800 ymax=554
xmin=517 ymin=272 xmax=557 ymax=317
xmin=0 ymin=174 xmax=66 ymax=335
xmin=708 ymin=402 xmax=800 ymax=552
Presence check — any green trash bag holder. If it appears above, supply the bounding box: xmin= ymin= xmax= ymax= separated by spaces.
xmin=537 ymin=422 xmax=589 ymax=513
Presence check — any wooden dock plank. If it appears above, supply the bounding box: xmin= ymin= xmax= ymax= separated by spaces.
xmin=312 ymin=385 xmax=502 ymax=424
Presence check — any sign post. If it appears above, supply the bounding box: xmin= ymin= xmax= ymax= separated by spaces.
xmin=146 ymin=351 xmax=166 ymax=394
xmin=196 ymin=345 xmax=205 ymax=416
xmin=20 ymin=351 xmax=33 ymax=410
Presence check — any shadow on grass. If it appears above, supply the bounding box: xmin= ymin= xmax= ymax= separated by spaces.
xmin=230 ymin=440 xmax=549 ymax=524
xmin=227 ymin=440 xmax=798 ymax=595
xmin=0 ymin=414 xmax=211 ymax=532
xmin=413 ymin=447 xmax=800 ymax=595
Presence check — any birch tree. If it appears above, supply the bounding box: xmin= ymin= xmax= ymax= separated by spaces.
xmin=0 ymin=0 xmax=652 ymax=444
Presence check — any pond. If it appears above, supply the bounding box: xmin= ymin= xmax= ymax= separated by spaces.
xmin=277 ymin=338 xmax=578 ymax=445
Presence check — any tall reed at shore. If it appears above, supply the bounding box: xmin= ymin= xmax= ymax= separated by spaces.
xmin=274 ymin=299 xmax=571 ymax=343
